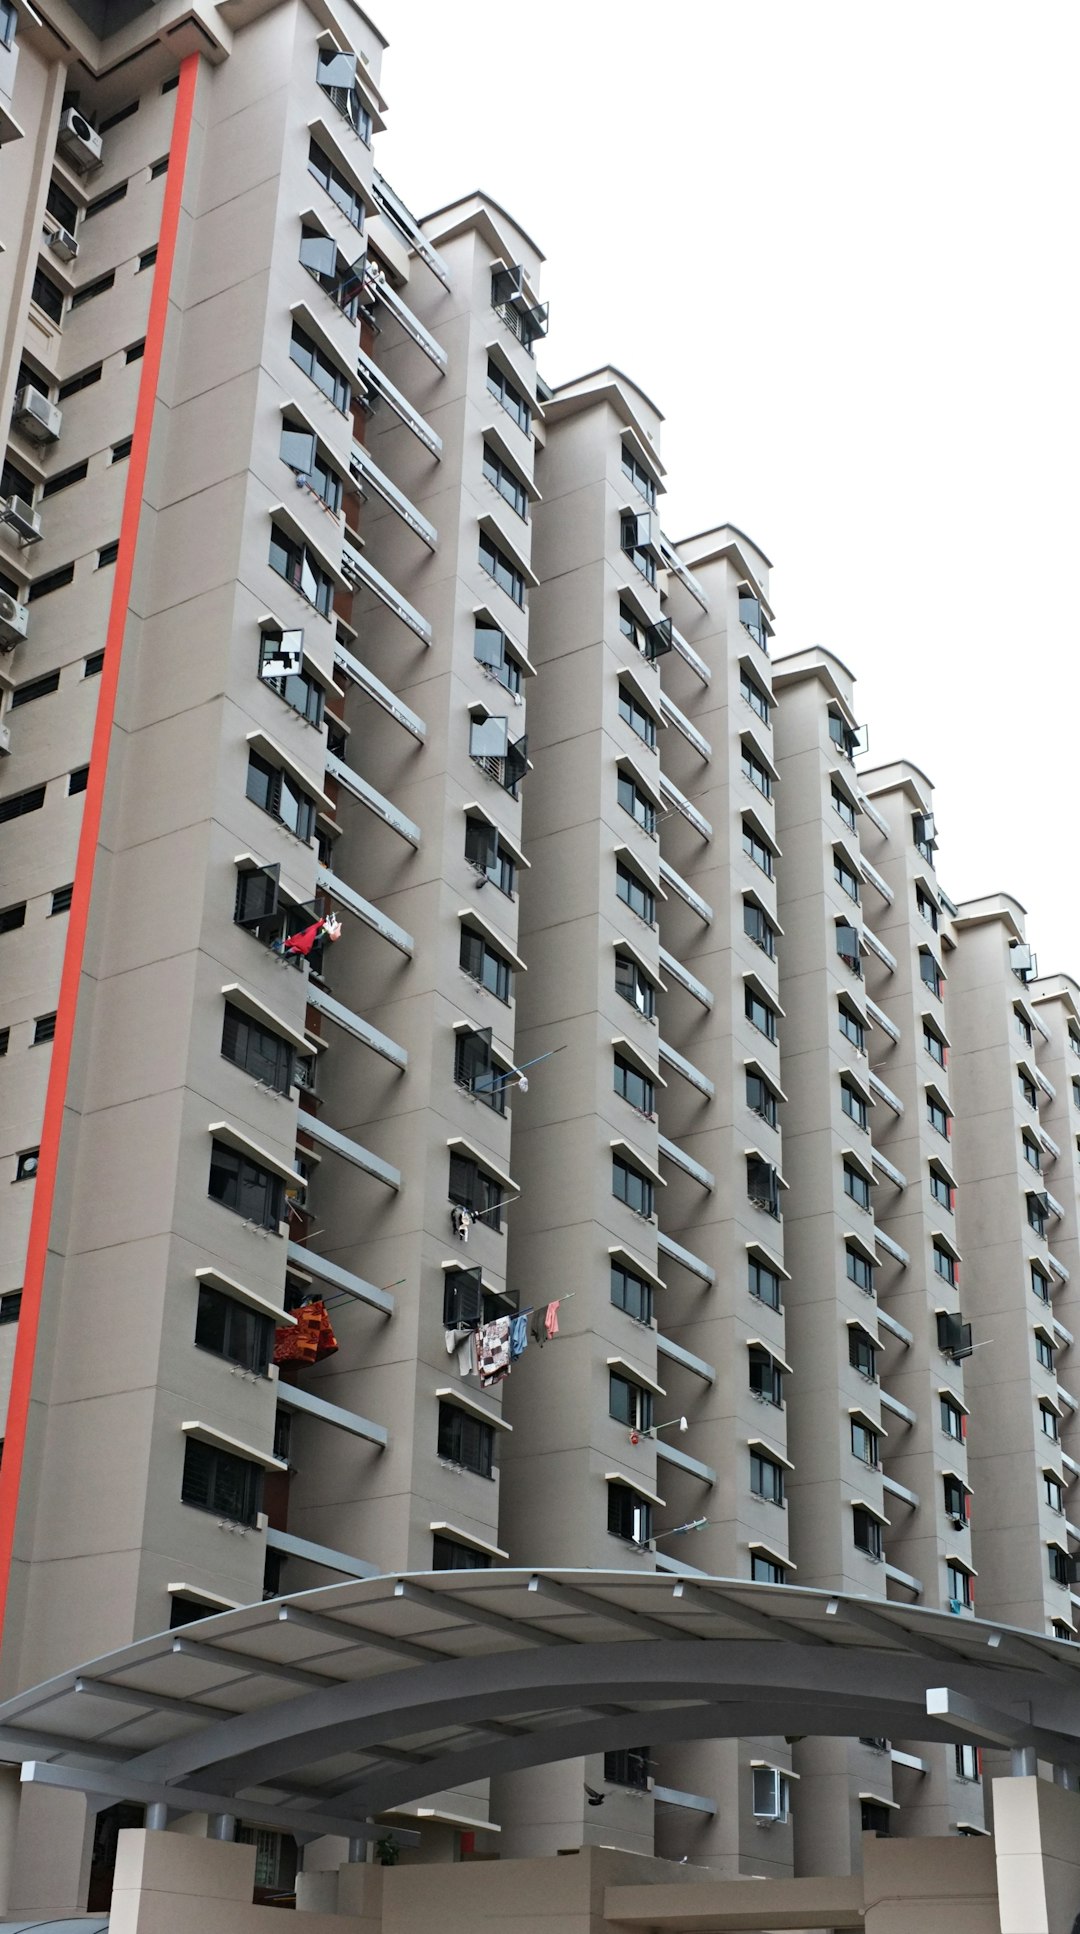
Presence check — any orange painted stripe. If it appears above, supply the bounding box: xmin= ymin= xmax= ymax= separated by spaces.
xmin=0 ymin=52 xmax=200 ymax=1645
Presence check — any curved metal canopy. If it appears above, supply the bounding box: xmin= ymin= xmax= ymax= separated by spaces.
xmin=3 ymin=1569 xmax=1080 ymax=1843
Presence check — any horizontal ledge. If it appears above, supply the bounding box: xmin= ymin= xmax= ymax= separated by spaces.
xmin=606 ymin=1355 xmax=666 ymax=1397
xmin=428 ymin=1520 xmax=508 ymax=1559
xmin=207 ymin=1120 xmax=300 ymax=1186
xmin=181 ymin=1420 xmax=286 ymax=1472
xmin=604 ymin=1472 xmax=665 ymax=1508
xmin=435 ymin=1387 xmax=513 ymax=1432
xmin=220 ymin=982 xmax=313 ymax=1055
xmin=195 ymin=1265 xmax=295 ymax=1325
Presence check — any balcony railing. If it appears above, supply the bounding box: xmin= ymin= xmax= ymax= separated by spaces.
xmin=371 ymin=170 xmax=451 ymax=286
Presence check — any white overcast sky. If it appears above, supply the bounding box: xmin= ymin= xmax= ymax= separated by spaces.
xmin=377 ymin=1 xmax=1079 ymax=973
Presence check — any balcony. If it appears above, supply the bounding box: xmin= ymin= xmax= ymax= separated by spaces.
xmin=363 ymin=264 xmax=448 ymax=371
xmin=341 ymin=537 xmax=432 ymax=643
xmin=876 ymin=1308 xmax=914 ymax=1347
xmin=350 ymin=441 xmax=438 ymax=548
xmin=286 ymin=1240 xmax=394 ymax=1315
xmin=659 ymin=772 xmax=712 ymax=840
xmin=860 ymin=857 xmax=895 ymax=905
xmin=658 ymin=689 xmax=711 ymax=760
xmin=659 ymin=947 xmax=713 ymax=1010
xmin=658 ymin=1040 xmax=714 ymax=1099
xmin=301 ymin=1113 xmax=401 ymax=1190
xmin=656 ymin=1439 xmax=716 ymax=1486
xmin=357 ymin=344 xmax=443 ymax=456
xmin=863 ymin=927 xmax=897 ymax=972
xmin=866 ymin=997 xmax=900 ymax=1043
xmin=326 ymin=750 xmax=420 ymax=847
xmin=871 ymin=1147 xmax=907 ymax=1189
xmin=668 ymin=623 xmax=710 ymax=685
xmin=333 ymin=638 xmax=426 ymax=743
xmin=371 ymin=170 xmax=451 ymax=286
xmin=875 ymin=1229 xmax=909 ymax=1268
xmin=658 ymin=531 xmax=708 ymax=611
xmin=656 ymin=1334 xmax=715 ymax=1384
xmin=305 ymin=982 xmax=406 ymax=1071
xmin=880 ymin=1390 xmax=916 ymax=1427
xmin=491 ymin=265 xmax=549 ymax=356
xmin=882 ymin=1474 xmax=919 ymax=1509
xmin=265 ymin=1525 xmax=379 ymax=1580
xmin=868 ymin=1071 xmax=904 ymax=1115
xmin=316 ymin=863 xmax=413 ymax=957
xmin=657 ymin=1229 xmax=716 ymax=1285
xmin=277 ymin=1380 xmax=387 ymax=1448
xmin=658 ymin=1134 xmax=714 ymax=1191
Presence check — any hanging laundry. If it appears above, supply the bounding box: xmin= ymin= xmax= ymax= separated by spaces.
xmin=477 ymin=1315 xmax=511 ymax=1387
xmin=450 ymin=1204 xmax=473 ymax=1243
xmin=544 ymin=1299 xmax=561 ymax=1340
xmin=509 ymin=1313 xmax=529 ymax=1361
xmin=277 ymin=913 xmax=342 ymax=959
xmin=273 ymin=1299 xmax=337 ymax=1365
xmin=456 ymin=1333 xmax=477 ymax=1378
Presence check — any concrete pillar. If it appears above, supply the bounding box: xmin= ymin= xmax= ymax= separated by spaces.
xmin=993 ymin=1774 xmax=1080 ymax=1934
xmin=861 ymin=1832 xmax=1000 ymax=1932
xmin=108 ymin=1828 xmax=256 ymax=1934
xmin=5 ymin=1781 xmax=94 ymax=1915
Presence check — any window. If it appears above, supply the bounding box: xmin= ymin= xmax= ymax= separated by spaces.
xmin=846 ymin=1245 xmax=875 ymax=1295
xmin=33 ymin=1013 xmax=56 ymax=1044
xmin=751 ymin=1767 xmax=790 ymax=1819
xmin=442 ymin=1266 xmax=485 ymax=1329
xmin=844 ymin=1161 xmax=871 ymax=1211
xmin=246 ymin=749 xmax=317 ymax=843
xmin=448 ymin=1152 xmax=504 ymax=1232
xmin=1036 ymin=1331 xmax=1056 ymax=1372
xmin=42 ymin=462 xmax=88 ymax=499
xmin=943 ymin=1473 xmax=969 ymax=1522
xmin=289 ymin=323 xmax=351 ymax=414
xmin=137 ymin=247 xmax=157 ymax=273
xmin=747 ymin=1157 xmax=780 ymax=1218
xmin=743 ymin=820 xmax=774 ymax=877
xmin=611 ymin=1259 xmax=654 ymax=1325
xmin=750 ymin=1551 xmax=786 ymax=1584
xmin=14 ymin=669 xmax=64 ymax=714
xmin=849 ymin=1328 xmax=878 ymax=1379
xmin=929 ymin=1165 xmax=955 ymax=1213
xmin=67 ymin=766 xmax=88 ymax=795
xmin=742 ymin=743 xmax=771 ymax=798
xmin=853 ymin=1506 xmax=883 ymax=1560
xmin=307 ymin=137 xmax=365 ymax=233
xmin=851 ymin=1417 xmax=879 ymax=1465
xmin=474 ymin=621 xmax=523 ymax=696
xmin=838 ymin=1001 xmax=866 ymax=1052
xmin=613 ymin=1154 xmax=654 ymax=1220
xmin=208 ymin=1139 xmax=284 ymax=1230
xmin=0 ymin=901 xmax=25 ymax=933
xmin=917 ymin=887 xmax=939 ymax=930
xmin=486 ymin=357 xmax=531 ymax=434
xmin=15 ymin=1150 xmax=39 ymax=1181
xmin=1073 ymin=1079 xmax=1080 ymax=1108
xmin=455 ymin=1027 xmax=507 ymax=1114
xmin=0 ymin=1030 xmax=9 ymax=1056
xmin=269 ymin=522 xmax=334 ymax=617
xmin=746 ymin=1070 xmax=778 ymax=1129
xmin=619 ymin=600 xmax=671 ymax=663
xmin=280 ymin=424 xmax=343 ymax=515
xmin=605 ymin=1747 xmax=651 ymax=1790
xmin=1 ymin=457 xmax=35 ymax=504
xmin=618 ymin=682 xmax=656 ymax=748
xmin=831 ymin=783 xmax=856 ymax=830
xmin=259 ymin=630 xmax=324 ymax=727
xmin=933 ymin=1242 xmax=958 ymax=1288
xmin=923 ymin=1022 xmax=946 ymax=1066
xmin=482 ymin=442 xmax=528 ymax=519
xmin=28 ymin=562 xmax=76 ymax=609
xmin=614 ymin=1052 xmax=654 ymax=1116
xmin=195 ymin=1284 xmax=273 ymax=1375
xmin=751 ymin=1449 xmax=785 ymax=1505
xmin=1023 ymin=1132 xmax=1042 ymax=1171
xmin=126 ymin=340 xmax=146 ymax=363
xmin=0 ymin=785 xmax=46 ymax=823
xmin=749 ymin=1254 xmax=782 ymax=1310
xmin=621 ymin=443 xmax=657 ymax=506
xmin=1040 ymin=1402 xmax=1060 ymax=1442
xmin=299 ymin=224 xmax=361 ymax=318
xmin=150 ymin=156 xmax=169 ymax=179
xmin=833 ymin=851 xmax=860 ymax=901
xmin=620 ymin=514 xmax=656 ymax=585
xmin=97 ymin=541 xmax=119 ymax=568
xmin=607 ymin=1482 xmax=651 ymax=1545
xmin=1050 ymin=1545 xmax=1074 ymax=1587
xmin=1070 ymin=1026 xmax=1080 ymax=1058
xmin=31 ymin=268 xmax=65 ymax=323
xmin=1019 ymin=1069 xmax=1038 ymax=1108
xmin=71 ymin=271 xmax=116 ymax=310
xmin=609 ymin=1371 xmax=653 ymax=1434
xmin=437 ymin=1401 xmax=494 ymax=1478
xmin=1027 ymin=1192 xmax=1048 ymax=1238
xmin=615 ymin=952 xmax=656 ymax=1019
xmin=861 ymin=1800 xmax=892 ymax=1836
xmin=432 ymin=1533 xmax=491 ymax=1570
xmin=919 ymin=949 xmax=944 ymax=999
xmin=85 ymin=182 xmax=128 ymax=218
xmin=0 ymin=1292 xmax=21 ymax=1324
xmin=316 ymin=48 xmax=373 ymax=142
xmin=841 ymin=1081 xmax=868 ymax=1131
xmin=181 ymin=1436 xmax=262 ymax=1527
xmin=478 ymin=530 xmax=525 ymax=607
xmin=744 ymin=899 xmax=777 ymax=958
xmin=1045 ymin=1470 xmax=1064 ymax=1512
xmin=221 ymin=1002 xmax=293 ymax=1095
xmin=616 ymin=859 xmax=655 ymax=926
xmin=746 ymin=985 xmax=777 ymax=1041
xmin=617 ymin=770 xmax=656 ymax=836
xmin=0 ymin=0 xmax=16 ymax=47
xmin=748 ymin=1346 xmax=783 ymax=1406
xmin=57 ymin=363 xmax=102 ymax=400
xmin=464 ymin=816 xmax=516 ymax=896
xmin=940 ymin=1395 xmax=965 ymax=1440
xmin=834 ymin=921 xmax=861 ymax=975
xmin=82 ymin=651 xmax=104 ymax=679
xmin=828 ymin=709 xmax=859 ymax=760
xmin=1015 ymin=1005 xmax=1034 ymax=1047
xmin=954 ymin=1744 xmax=981 ymax=1783
xmin=927 ymin=1092 xmax=951 ymax=1138
xmin=947 ymin=1562 xmax=973 ymax=1608
xmin=936 ymin=1312 xmax=972 ymax=1362
xmin=740 ymin=667 xmax=771 ymax=723
xmin=98 ymin=99 xmax=138 ymax=131
xmin=1032 ymin=1263 xmax=1052 ymax=1304
xmin=459 ymin=925 xmax=513 ymax=1002
xmin=740 ymin=591 xmax=768 ymax=648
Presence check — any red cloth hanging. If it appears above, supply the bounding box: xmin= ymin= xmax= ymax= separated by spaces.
xmin=283 ymin=920 xmax=324 ymax=958
xmin=273 ymin=1299 xmax=337 ymax=1364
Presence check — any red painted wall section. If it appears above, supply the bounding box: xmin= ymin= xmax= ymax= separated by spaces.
xmin=0 ymin=51 xmax=201 ymax=1646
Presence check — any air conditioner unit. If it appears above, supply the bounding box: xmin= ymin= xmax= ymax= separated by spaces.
xmin=0 ymin=592 xmax=29 ymax=646
xmin=1 ymin=497 xmax=43 ymax=545
xmin=0 ymin=722 xmax=10 ymax=756
xmin=57 ymin=108 xmax=103 ymax=173
xmin=49 ymin=225 xmax=79 ymax=263
xmin=13 ymin=385 xmax=63 ymax=445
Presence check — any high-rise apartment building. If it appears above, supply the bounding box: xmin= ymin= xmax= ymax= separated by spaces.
xmin=0 ymin=0 xmax=1075 ymax=1916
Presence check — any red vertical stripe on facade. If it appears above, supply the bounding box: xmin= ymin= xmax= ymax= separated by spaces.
xmin=0 ymin=52 xmax=200 ymax=1643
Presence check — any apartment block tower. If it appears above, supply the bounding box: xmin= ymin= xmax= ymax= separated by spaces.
xmin=0 ymin=0 xmax=1077 ymax=1914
